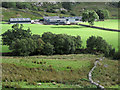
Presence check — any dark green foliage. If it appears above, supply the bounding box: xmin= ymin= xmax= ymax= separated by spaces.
xmin=2 ymin=24 xmax=32 ymax=46
xmin=42 ymin=42 xmax=54 ymax=55
xmin=113 ymin=51 xmax=120 ymax=59
xmin=42 ymin=32 xmax=82 ymax=55
xmin=61 ymin=10 xmax=67 ymax=14
xmin=16 ymin=2 xmax=32 ymax=9
xmin=74 ymin=36 xmax=82 ymax=49
xmin=46 ymin=9 xmax=57 ymax=13
xmin=62 ymin=2 xmax=71 ymax=10
xmin=32 ymin=35 xmax=45 ymax=54
xmin=118 ymin=1 xmax=120 ymax=8
xmin=95 ymin=9 xmax=109 ymax=20
xmin=70 ymin=13 xmax=76 ymax=16
xmin=82 ymin=10 xmax=99 ymax=25
xmin=42 ymin=32 xmax=55 ymax=45
xmin=2 ymin=2 xmax=16 ymax=8
xmin=2 ymin=24 xmax=45 ymax=56
xmin=9 ymin=38 xmax=37 ymax=56
xmin=86 ymin=36 xmax=115 ymax=57
xmin=53 ymin=34 xmax=76 ymax=54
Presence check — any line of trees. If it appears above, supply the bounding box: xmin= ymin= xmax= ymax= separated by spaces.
xmin=2 ymin=24 xmax=120 ymax=59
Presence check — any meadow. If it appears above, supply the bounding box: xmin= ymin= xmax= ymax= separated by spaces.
xmin=1 ymin=19 xmax=118 ymax=53
xmin=2 ymin=54 xmax=118 ymax=88
xmin=1 ymin=20 xmax=119 ymax=89
xmin=80 ymin=19 xmax=119 ymax=30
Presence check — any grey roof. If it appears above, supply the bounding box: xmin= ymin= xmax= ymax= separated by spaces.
xmin=43 ymin=16 xmax=82 ymax=20
xmin=10 ymin=18 xmax=31 ymax=21
xmin=43 ymin=16 xmax=59 ymax=19
xmin=64 ymin=16 xmax=82 ymax=19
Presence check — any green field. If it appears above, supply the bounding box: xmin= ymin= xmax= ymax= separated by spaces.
xmin=1 ymin=19 xmax=118 ymax=53
xmin=80 ymin=19 xmax=119 ymax=30
xmin=2 ymin=54 xmax=118 ymax=88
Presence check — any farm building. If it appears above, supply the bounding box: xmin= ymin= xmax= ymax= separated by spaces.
xmin=43 ymin=16 xmax=82 ymax=25
xmin=9 ymin=18 xmax=31 ymax=24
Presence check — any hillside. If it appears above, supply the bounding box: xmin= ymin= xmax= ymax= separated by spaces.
xmin=2 ymin=54 xmax=119 ymax=88
xmin=2 ymin=2 xmax=119 ymax=21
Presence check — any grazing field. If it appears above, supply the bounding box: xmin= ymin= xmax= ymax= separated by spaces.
xmin=79 ymin=19 xmax=119 ymax=30
xmin=2 ymin=54 xmax=118 ymax=88
xmin=1 ymin=20 xmax=118 ymax=53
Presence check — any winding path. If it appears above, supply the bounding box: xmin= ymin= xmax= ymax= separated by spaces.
xmin=88 ymin=57 xmax=105 ymax=89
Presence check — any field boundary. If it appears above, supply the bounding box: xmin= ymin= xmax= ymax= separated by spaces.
xmin=78 ymin=24 xmax=120 ymax=32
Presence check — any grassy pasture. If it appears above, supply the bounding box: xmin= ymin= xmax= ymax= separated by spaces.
xmin=2 ymin=54 xmax=118 ymax=88
xmin=80 ymin=19 xmax=119 ymax=30
xmin=1 ymin=20 xmax=118 ymax=53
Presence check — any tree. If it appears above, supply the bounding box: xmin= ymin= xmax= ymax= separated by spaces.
xmin=9 ymin=38 xmax=37 ymax=56
xmin=16 ymin=2 xmax=32 ymax=9
xmin=31 ymin=34 xmax=45 ymax=54
xmin=62 ymin=2 xmax=72 ymax=11
xmin=82 ymin=10 xmax=99 ymax=25
xmin=42 ymin=32 xmax=55 ymax=45
xmin=54 ymin=34 xmax=76 ymax=54
xmin=75 ymin=36 xmax=82 ymax=49
xmin=2 ymin=2 xmax=16 ymax=8
xmin=86 ymin=36 xmax=97 ymax=51
xmin=87 ymin=36 xmax=115 ymax=56
xmin=95 ymin=9 xmax=109 ymax=20
xmin=42 ymin=42 xmax=54 ymax=55
xmin=2 ymin=24 xmax=32 ymax=46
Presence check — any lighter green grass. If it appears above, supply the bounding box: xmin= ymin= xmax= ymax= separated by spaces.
xmin=80 ymin=19 xmax=119 ymax=30
xmin=2 ymin=82 xmax=83 ymax=88
xmin=1 ymin=21 xmax=118 ymax=53
xmin=2 ymin=54 xmax=92 ymax=71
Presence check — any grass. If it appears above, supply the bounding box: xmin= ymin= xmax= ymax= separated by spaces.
xmin=79 ymin=19 xmax=119 ymax=30
xmin=1 ymin=20 xmax=118 ymax=53
xmin=2 ymin=82 xmax=83 ymax=88
xmin=2 ymin=8 xmax=70 ymax=21
xmin=2 ymin=54 xmax=119 ymax=88
xmin=92 ymin=59 xmax=119 ymax=88
xmin=2 ymin=54 xmax=96 ymax=70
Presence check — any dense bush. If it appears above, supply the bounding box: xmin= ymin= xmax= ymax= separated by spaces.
xmin=2 ymin=24 xmax=32 ymax=46
xmin=2 ymin=24 xmax=117 ymax=58
xmin=82 ymin=10 xmax=99 ymax=25
xmin=42 ymin=42 xmax=54 ymax=55
xmin=2 ymin=24 xmax=44 ymax=56
xmin=42 ymin=32 xmax=82 ymax=55
xmin=9 ymin=38 xmax=37 ymax=56
xmin=86 ymin=36 xmax=115 ymax=57
xmin=61 ymin=10 xmax=67 ymax=14
xmin=95 ymin=9 xmax=109 ymax=20
xmin=54 ymin=34 xmax=76 ymax=54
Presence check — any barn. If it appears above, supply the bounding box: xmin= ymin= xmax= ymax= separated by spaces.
xmin=43 ymin=16 xmax=82 ymax=25
xmin=9 ymin=18 xmax=31 ymax=24
xmin=43 ymin=16 xmax=66 ymax=25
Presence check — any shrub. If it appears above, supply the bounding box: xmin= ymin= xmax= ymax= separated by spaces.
xmin=54 ymin=34 xmax=76 ymax=54
xmin=2 ymin=24 xmax=32 ymax=46
xmin=61 ymin=10 xmax=67 ymax=14
xmin=9 ymin=38 xmax=37 ymax=56
xmin=86 ymin=36 xmax=115 ymax=57
xmin=42 ymin=42 xmax=54 ymax=55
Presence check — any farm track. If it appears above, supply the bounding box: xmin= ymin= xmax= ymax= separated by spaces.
xmin=79 ymin=24 xmax=120 ymax=32
xmin=88 ymin=58 xmax=105 ymax=89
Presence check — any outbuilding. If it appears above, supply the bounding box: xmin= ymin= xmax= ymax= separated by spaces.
xmin=9 ymin=18 xmax=31 ymax=24
xmin=43 ymin=16 xmax=82 ymax=25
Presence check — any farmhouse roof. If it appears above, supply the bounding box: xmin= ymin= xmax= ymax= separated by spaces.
xmin=9 ymin=18 xmax=31 ymax=21
xmin=43 ymin=16 xmax=59 ymax=19
xmin=43 ymin=16 xmax=82 ymax=19
xmin=63 ymin=16 xmax=82 ymax=19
